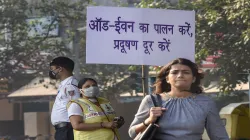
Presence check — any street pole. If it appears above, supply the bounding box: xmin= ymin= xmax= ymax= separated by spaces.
xmin=141 ymin=65 xmax=149 ymax=97
xmin=74 ymin=30 xmax=80 ymax=79
xmin=248 ymin=74 xmax=250 ymax=118
xmin=72 ymin=21 xmax=80 ymax=80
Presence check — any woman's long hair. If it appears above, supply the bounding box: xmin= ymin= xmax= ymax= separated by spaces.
xmin=153 ymin=58 xmax=204 ymax=94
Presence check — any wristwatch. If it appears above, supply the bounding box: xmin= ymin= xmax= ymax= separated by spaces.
xmin=143 ymin=120 xmax=149 ymax=126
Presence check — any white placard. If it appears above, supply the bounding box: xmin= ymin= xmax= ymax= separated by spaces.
xmin=86 ymin=6 xmax=195 ymax=66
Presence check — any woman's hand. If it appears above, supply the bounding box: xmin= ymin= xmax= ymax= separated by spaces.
xmin=147 ymin=107 xmax=166 ymax=124
xmin=102 ymin=121 xmax=118 ymax=129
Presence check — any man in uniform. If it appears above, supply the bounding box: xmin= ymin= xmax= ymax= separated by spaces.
xmin=49 ymin=56 xmax=80 ymax=140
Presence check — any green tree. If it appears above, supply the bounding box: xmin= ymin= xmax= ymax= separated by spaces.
xmin=194 ymin=0 xmax=250 ymax=93
xmin=0 ymin=0 xmax=89 ymax=89
xmin=0 ymin=0 xmax=135 ymax=98
xmin=136 ymin=0 xmax=250 ymax=93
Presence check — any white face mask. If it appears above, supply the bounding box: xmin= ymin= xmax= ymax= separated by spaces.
xmin=82 ymin=86 xmax=100 ymax=98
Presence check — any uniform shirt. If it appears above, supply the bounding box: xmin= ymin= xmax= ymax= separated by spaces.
xmin=68 ymin=98 xmax=99 ymax=117
xmin=68 ymin=102 xmax=83 ymax=117
xmin=51 ymin=76 xmax=80 ymax=125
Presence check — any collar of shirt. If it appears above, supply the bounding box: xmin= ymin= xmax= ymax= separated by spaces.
xmin=60 ymin=76 xmax=73 ymax=86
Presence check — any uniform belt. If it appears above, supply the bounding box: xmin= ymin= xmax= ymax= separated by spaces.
xmin=54 ymin=122 xmax=72 ymax=129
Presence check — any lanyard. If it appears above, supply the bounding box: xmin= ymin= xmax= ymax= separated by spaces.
xmin=89 ymin=98 xmax=118 ymax=140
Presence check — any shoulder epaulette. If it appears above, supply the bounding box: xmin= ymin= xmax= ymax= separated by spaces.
xmin=70 ymin=78 xmax=78 ymax=87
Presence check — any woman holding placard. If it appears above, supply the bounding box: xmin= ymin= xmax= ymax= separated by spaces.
xmin=129 ymin=58 xmax=229 ymax=140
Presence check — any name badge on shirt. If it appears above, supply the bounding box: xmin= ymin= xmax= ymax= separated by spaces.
xmin=100 ymin=103 xmax=115 ymax=115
